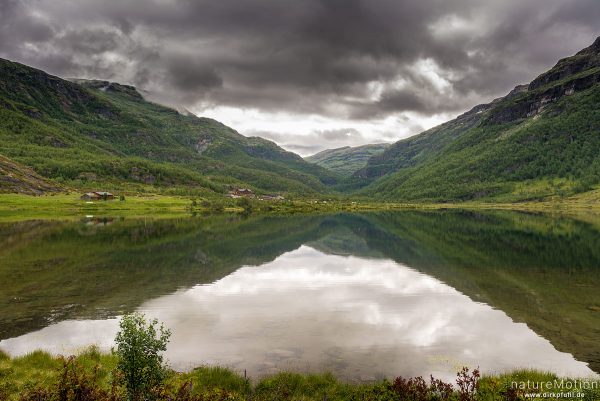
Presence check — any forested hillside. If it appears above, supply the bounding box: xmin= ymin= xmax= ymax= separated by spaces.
xmin=305 ymin=144 xmax=388 ymax=177
xmin=0 ymin=59 xmax=338 ymax=196
xmin=357 ymin=37 xmax=600 ymax=202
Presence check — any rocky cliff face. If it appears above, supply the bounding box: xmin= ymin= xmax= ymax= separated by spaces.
xmin=0 ymin=59 xmax=114 ymax=118
xmin=74 ymin=79 xmax=145 ymax=101
xmin=485 ymin=38 xmax=600 ymax=125
xmin=529 ymin=37 xmax=600 ymax=91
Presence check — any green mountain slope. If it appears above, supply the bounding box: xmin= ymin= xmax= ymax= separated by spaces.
xmin=305 ymin=144 xmax=388 ymax=177
xmin=0 ymin=154 xmax=62 ymax=195
xmin=358 ymin=37 xmax=600 ymax=201
xmin=0 ymin=59 xmax=338 ymax=196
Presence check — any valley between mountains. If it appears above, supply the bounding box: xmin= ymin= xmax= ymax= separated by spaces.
xmin=2 ymin=37 xmax=600 ymax=211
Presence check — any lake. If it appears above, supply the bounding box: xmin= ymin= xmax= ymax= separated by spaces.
xmin=1 ymin=211 xmax=599 ymax=381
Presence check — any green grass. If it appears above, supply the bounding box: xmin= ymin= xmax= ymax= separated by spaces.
xmin=179 ymin=366 xmax=252 ymax=395
xmin=0 ymin=349 xmax=598 ymax=400
xmin=2 ymin=190 xmax=600 ymax=223
xmin=0 ymin=193 xmax=374 ymax=221
xmin=0 ymin=193 xmax=203 ymax=221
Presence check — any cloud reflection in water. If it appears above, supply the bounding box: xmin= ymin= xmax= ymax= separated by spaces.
xmin=1 ymin=246 xmax=594 ymax=381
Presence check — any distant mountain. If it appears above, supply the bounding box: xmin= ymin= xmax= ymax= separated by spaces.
xmin=305 ymin=144 xmax=388 ymax=177
xmin=357 ymin=37 xmax=600 ymax=202
xmin=0 ymin=59 xmax=338 ymax=196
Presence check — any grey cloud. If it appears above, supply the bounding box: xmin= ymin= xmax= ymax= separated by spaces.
xmin=0 ymin=0 xmax=54 ymax=51
xmin=58 ymin=29 xmax=121 ymax=55
xmin=320 ymin=128 xmax=363 ymax=142
xmin=378 ymin=90 xmax=430 ymax=114
xmin=279 ymin=143 xmax=325 ymax=156
xmin=2 ymin=0 xmax=600 ymax=123
xmin=166 ymin=57 xmax=223 ymax=93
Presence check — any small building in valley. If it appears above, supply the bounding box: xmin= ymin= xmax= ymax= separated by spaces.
xmin=80 ymin=191 xmax=115 ymax=201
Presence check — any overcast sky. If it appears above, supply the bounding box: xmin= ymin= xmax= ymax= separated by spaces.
xmin=2 ymin=0 xmax=600 ymax=155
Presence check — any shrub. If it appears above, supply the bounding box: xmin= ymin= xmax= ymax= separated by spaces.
xmin=389 ymin=370 xmax=477 ymax=401
xmin=456 ymin=367 xmax=480 ymax=401
xmin=114 ymin=313 xmax=171 ymax=401
xmin=236 ymin=197 xmax=253 ymax=213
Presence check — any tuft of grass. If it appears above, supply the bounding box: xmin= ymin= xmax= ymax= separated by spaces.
xmin=0 ymin=348 xmax=120 ymax=399
xmin=75 ymin=346 xmax=119 ymax=388
xmin=1 ymin=351 xmax=61 ymax=398
xmin=13 ymin=350 xmax=61 ymax=372
xmin=173 ymin=366 xmax=252 ymax=395
xmin=253 ymin=371 xmax=389 ymax=401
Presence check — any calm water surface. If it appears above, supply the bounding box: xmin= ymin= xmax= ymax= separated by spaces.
xmin=1 ymin=211 xmax=599 ymax=381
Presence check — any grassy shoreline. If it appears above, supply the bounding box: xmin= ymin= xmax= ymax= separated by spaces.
xmin=1 ymin=348 xmax=599 ymax=401
xmin=0 ymin=191 xmax=599 ymax=222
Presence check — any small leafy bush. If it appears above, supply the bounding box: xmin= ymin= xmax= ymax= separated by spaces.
xmin=114 ymin=313 xmax=171 ymax=401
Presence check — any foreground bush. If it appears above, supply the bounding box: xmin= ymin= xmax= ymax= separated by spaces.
xmin=114 ymin=313 xmax=171 ymax=400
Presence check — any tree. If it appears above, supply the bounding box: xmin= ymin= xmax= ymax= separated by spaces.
xmin=114 ymin=313 xmax=171 ymax=400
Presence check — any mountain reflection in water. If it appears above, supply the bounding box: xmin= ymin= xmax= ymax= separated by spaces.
xmin=1 ymin=211 xmax=600 ymax=380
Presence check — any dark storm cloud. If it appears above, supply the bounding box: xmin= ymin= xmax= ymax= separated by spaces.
xmin=378 ymin=90 xmax=431 ymax=114
xmin=2 ymin=0 xmax=600 ymax=120
xmin=165 ymin=56 xmax=223 ymax=94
